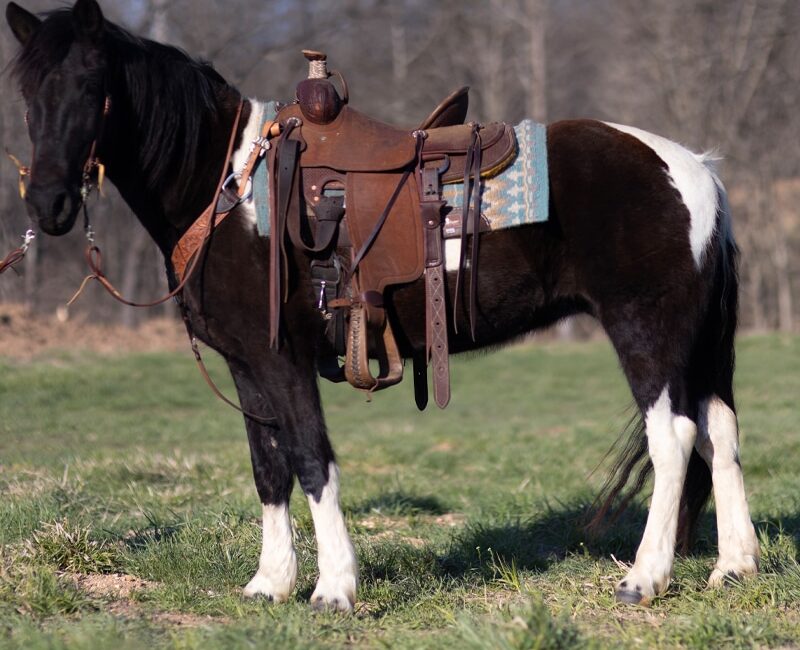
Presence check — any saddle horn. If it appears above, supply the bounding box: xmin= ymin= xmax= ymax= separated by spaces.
xmin=296 ymin=50 xmax=346 ymax=125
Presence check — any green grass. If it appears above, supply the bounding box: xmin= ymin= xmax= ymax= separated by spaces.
xmin=1 ymin=334 xmax=799 ymax=648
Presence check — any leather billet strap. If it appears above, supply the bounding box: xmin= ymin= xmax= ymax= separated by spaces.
xmin=268 ymin=117 xmax=303 ymax=348
xmin=418 ymin=151 xmax=451 ymax=409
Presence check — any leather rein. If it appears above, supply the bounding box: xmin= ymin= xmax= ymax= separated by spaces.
xmin=4 ymin=97 xmax=278 ymax=426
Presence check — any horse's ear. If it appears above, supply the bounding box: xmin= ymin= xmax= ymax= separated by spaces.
xmin=6 ymin=2 xmax=41 ymax=45
xmin=72 ymin=0 xmax=104 ymax=41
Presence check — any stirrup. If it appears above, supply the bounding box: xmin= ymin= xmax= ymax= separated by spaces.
xmin=344 ymin=303 xmax=403 ymax=391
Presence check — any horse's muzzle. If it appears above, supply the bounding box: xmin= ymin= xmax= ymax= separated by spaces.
xmin=24 ymin=182 xmax=81 ymax=236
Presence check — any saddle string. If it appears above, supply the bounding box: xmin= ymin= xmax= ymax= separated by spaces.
xmin=453 ymin=123 xmax=483 ymax=340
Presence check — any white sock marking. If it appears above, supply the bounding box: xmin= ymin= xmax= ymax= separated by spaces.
xmin=444 ymin=238 xmax=462 ymax=272
xmin=603 ymin=122 xmax=719 ymax=268
xmin=696 ymin=396 xmax=759 ymax=584
xmin=307 ymin=463 xmax=358 ymax=611
xmin=242 ymin=503 xmax=297 ymax=602
xmin=620 ymin=387 xmax=697 ymax=600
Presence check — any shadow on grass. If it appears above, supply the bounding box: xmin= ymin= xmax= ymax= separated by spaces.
xmin=348 ymin=491 xmax=448 ymax=517
xmin=438 ymin=502 xmax=656 ymax=579
xmin=349 ymin=490 xmax=794 ymax=594
xmin=347 ymin=495 xmax=659 ymax=595
xmin=120 ymin=522 xmax=182 ymax=552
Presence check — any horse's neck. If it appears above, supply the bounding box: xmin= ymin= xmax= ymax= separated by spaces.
xmin=103 ymin=83 xmax=247 ymax=256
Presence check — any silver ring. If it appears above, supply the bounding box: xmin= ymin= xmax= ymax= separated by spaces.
xmin=223 ymin=172 xmax=253 ymax=202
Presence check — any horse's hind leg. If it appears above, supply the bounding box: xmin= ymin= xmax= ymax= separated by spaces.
xmin=603 ymin=310 xmax=700 ymax=604
xmin=695 ymin=397 xmax=759 ymax=585
xmin=621 ymin=387 xmax=698 ymax=604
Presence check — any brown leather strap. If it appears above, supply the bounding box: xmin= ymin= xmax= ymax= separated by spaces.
xmin=418 ymin=151 xmax=451 ymax=409
xmin=454 ymin=124 xmax=482 ymax=339
xmin=171 ymin=100 xmax=246 ymax=282
xmin=179 ymin=303 xmax=277 ymax=425
xmin=269 ymin=119 xmax=302 ymax=347
xmin=412 ymin=351 xmax=428 ymax=411
xmin=0 ymin=246 xmax=26 ymax=275
xmin=425 ymin=264 xmax=450 ymax=408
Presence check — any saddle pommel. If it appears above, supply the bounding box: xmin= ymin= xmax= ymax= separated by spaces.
xmin=297 ymin=50 xmax=343 ymax=125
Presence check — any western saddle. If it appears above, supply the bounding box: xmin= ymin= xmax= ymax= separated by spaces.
xmin=256 ymin=52 xmax=517 ymax=409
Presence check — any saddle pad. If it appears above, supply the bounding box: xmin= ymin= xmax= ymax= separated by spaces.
xmin=253 ymin=101 xmax=279 ymax=238
xmin=252 ymin=115 xmax=548 ymax=237
xmin=441 ymin=120 xmax=548 ymax=231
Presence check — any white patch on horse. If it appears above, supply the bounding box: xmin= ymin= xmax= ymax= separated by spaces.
xmin=242 ymin=502 xmax=297 ymax=602
xmin=444 ymin=238 xmax=462 ymax=272
xmin=229 ymin=98 xmax=264 ymax=229
xmin=603 ymin=122 xmax=719 ymax=268
xmin=696 ymin=396 xmax=760 ymax=586
xmin=617 ymin=387 xmax=697 ymax=603
xmin=307 ymin=463 xmax=358 ymax=611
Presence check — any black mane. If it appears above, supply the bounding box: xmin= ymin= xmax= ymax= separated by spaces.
xmin=12 ymin=9 xmax=234 ymax=194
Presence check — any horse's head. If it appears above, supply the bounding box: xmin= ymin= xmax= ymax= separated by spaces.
xmin=6 ymin=0 xmax=109 ymax=236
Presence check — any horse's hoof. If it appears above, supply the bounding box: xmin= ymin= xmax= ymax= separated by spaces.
xmin=243 ymin=591 xmax=274 ymax=603
xmin=615 ymin=588 xmax=646 ymax=605
xmin=310 ymin=595 xmax=352 ymax=614
xmin=708 ymin=569 xmax=743 ymax=589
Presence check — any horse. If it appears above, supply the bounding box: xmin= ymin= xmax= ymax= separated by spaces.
xmin=5 ymin=0 xmax=760 ymax=611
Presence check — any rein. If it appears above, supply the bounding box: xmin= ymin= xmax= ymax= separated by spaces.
xmin=71 ymin=100 xmax=277 ymax=425
xmin=7 ymin=96 xmax=277 ymax=426
xmin=0 ymin=229 xmax=35 ymax=275
xmin=70 ymin=99 xmax=244 ymax=308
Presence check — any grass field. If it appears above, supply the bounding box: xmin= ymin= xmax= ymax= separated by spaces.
xmin=1 ymin=334 xmax=799 ymax=648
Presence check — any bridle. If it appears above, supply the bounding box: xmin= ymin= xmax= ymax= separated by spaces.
xmin=2 ymin=94 xmax=111 ymax=274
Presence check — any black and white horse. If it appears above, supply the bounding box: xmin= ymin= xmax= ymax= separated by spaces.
xmin=6 ymin=0 xmax=759 ymax=610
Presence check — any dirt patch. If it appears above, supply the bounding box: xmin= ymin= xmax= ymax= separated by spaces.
xmin=73 ymin=572 xmax=156 ymax=600
xmin=0 ymin=303 xmax=186 ymax=360
xmin=68 ymin=572 xmax=228 ymax=627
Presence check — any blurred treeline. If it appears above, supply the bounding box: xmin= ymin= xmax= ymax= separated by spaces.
xmin=1 ymin=0 xmax=798 ymax=331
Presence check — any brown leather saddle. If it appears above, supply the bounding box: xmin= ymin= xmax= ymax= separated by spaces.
xmin=268 ymin=51 xmax=517 ymax=409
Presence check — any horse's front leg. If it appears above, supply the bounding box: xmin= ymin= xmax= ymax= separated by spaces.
xmin=229 ymin=357 xmax=357 ymax=611
xmin=304 ymin=460 xmax=358 ymax=611
xmin=229 ymin=364 xmax=297 ymax=603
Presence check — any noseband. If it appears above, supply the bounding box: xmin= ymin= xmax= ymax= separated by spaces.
xmin=10 ymin=94 xmax=112 ymax=201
